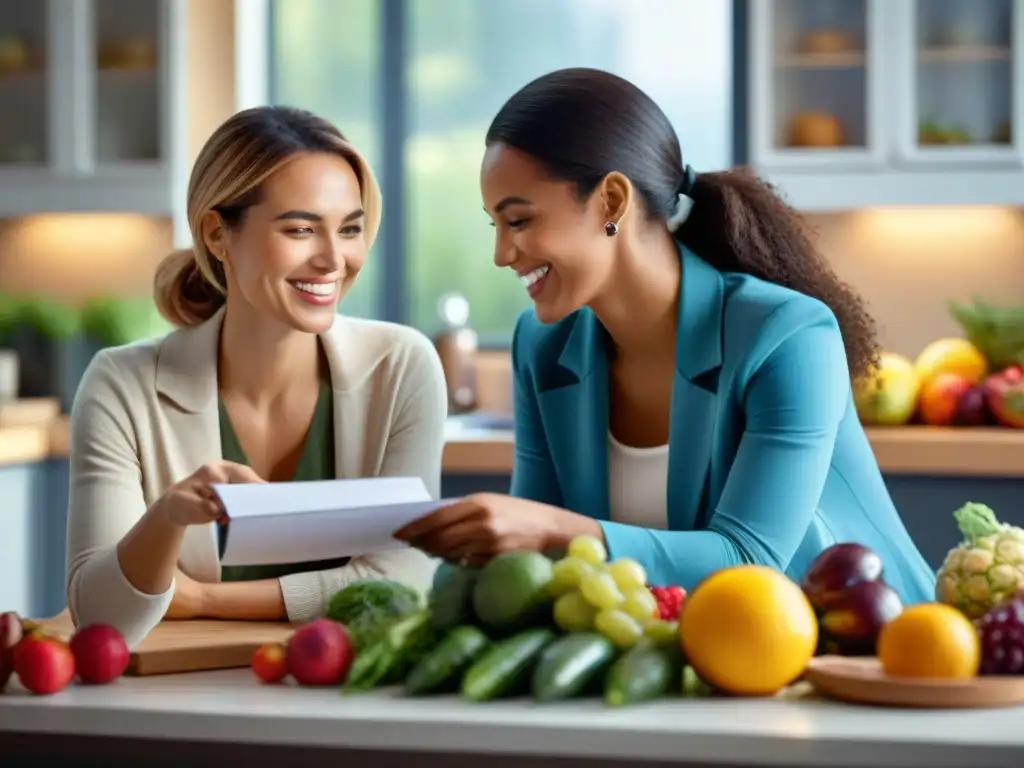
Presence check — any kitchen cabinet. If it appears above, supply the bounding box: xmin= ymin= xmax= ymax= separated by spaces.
xmin=0 ymin=0 xmax=187 ymax=216
xmin=749 ymin=0 xmax=1024 ymax=210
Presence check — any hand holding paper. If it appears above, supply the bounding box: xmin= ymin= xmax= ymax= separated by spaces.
xmin=212 ymin=477 xmax=455 ymax=567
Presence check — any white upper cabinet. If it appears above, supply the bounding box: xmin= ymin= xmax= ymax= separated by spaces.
xmin=749 ymin=0 xmax=1024 ymax=210
xmin=0 ymin=0 xmax=186 ymax=216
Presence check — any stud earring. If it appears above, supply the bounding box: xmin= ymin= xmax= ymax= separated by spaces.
xmin=604 ymin=221 xmax=619 ymax=236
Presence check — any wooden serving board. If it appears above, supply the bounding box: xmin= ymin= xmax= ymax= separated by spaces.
xmin=32 ymin=611 xmax=295 ymax=677
xmin=805 ymin=655 xmax=1024 ymax=709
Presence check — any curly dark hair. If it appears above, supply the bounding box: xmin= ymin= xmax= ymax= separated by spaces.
xmin=486 ymin=68 xmax=879 ymax=381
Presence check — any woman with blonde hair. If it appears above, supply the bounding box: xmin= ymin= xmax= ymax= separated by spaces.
xmin=66 ymin=106 xmax=446 ymax=648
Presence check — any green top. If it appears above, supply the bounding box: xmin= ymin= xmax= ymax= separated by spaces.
xmin=218 ymin=373 xmax=350 ymax=582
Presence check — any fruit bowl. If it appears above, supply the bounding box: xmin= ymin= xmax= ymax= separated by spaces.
xmin=805 ymin=656 xmax=1024 ymax=709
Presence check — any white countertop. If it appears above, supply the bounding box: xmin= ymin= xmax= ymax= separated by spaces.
xmin=2 ymin=670 xmax=1023 ymax=766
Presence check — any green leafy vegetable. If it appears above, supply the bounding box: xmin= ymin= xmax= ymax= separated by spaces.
xmin=326 ymin=579 xmax=423 ymax=650
xmin=344 ymin=609 xmax=438 ymax=692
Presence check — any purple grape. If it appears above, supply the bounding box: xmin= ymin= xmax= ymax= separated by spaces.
xmin=979 ymin=598 xmax=1024 ymax=675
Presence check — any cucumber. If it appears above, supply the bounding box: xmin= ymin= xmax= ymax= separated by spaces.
xmin=405 ymin=626 xmax=490 ymax=696
xmin=428 ymin=565 xmax=481 ymax=632
xmin=461 ymin=627 xmax=555 ymax=701
xmin=604 ymin=640 xmax=682 ymax=707
xmin=532 ymin=632 xmax=616 ymax=703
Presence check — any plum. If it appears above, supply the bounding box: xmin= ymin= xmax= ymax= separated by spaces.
xmin=801 ymin=543 xmax=884 ymax=611
xmin=818 ymin=580 xmax=904 ymax=656
xmin=955 ymin=384 xmax=993 ymax=426
xmin=0 ymin=611 xmax=24 ymax=692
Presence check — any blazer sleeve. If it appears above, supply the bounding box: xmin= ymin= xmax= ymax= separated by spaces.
xmin=509 ymin=311 xmax=564 ymax=506
xmin=598 ymin=301 xmax=849 ymax=590
xmin=65 ymin=352 xmax=174 ymax=649
xmin=278 ymin=331 xmax=447 ymax=621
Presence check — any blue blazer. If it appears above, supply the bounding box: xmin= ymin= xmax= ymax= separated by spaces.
xmin=510 ymin=245 xmax=935 ymax=605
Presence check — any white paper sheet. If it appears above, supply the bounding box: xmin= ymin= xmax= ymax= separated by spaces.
xmin=212 ymin=476 xmax=452 ymax=567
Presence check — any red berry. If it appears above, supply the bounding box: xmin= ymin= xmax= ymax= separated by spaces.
xmin=650 ymin=585 xmax=687 ymax=621
xmin=69 ymin=624 xmax=130 ymax=685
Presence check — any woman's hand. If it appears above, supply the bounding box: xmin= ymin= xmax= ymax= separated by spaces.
xmin=393 ymin=493 xmax=602 ymax=565
xmin=152 ymin=461 xmax=264 ymax=528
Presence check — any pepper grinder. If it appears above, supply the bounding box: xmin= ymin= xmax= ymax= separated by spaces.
xmin=433 ymin=293 xmax=478 ymax=414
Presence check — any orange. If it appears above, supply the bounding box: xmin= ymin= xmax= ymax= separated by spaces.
xmin=914 ymin=338 xmax=988 ymax=387
xmin=877 ymin=603 xmax=980 ymax=679
xmin=680 ymin=565 xmax=818 ymax=696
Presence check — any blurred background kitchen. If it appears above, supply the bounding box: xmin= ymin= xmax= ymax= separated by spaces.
xmin=1 ymin=0 xmax=1022 ymax=618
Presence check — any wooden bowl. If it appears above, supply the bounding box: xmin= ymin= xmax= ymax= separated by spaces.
xmin=805 ymin=656 xmax=1024 ymax=709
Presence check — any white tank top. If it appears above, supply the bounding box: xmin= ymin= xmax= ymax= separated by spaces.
xmin=607 ymin=432 xmax=670 ymax=530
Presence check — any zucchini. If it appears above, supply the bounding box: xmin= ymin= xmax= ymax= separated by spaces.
xmin=405 ymin=626 xmax=490 ymax=696
xmin=604 ymin=639 xmax=682 ymax=707
xmin=532 ymin=632 xmax=616 ymax=703
xmin=461 ymin=627 xmax=555 ymax=701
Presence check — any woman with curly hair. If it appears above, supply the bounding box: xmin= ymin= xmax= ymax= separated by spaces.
xmin=397 ymin=68 xmax=934 ymax=605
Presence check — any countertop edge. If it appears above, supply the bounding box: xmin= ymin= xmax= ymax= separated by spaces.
xmin=0 ymin=670 xmax=1021 ymax=767
xmin=0 ymin=413 xmax=1022 ymax=478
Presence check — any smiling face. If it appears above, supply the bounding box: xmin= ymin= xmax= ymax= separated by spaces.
xmin=480 ymin=143 xmax=618 ymax=324
xmin=203 ymin=151 xmax=367 ymax=335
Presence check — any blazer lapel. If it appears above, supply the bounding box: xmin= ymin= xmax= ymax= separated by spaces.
xmin=153 ymin=308 xmax=226 ymax=582
xmin=666 ymin=247 xmax=725 ymax=532
xmin=536 ymin=310 xmax=611 ymax=521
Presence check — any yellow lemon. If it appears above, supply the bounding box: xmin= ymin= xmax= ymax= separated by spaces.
xmin=914 ymin=338 xmax=988 ymax=387
xmin=680 ymin=565 xmax=817 ymax=696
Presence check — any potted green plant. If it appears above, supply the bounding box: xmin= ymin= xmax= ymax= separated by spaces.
xmin=8 ymin=296 xmax=84 ymax=411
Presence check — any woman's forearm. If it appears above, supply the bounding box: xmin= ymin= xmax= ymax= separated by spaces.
xmin=542 ymin=503 xmax=605 ymax=550
xmin=201 ymin=579 xmax=287 ymax=621
xmin=115 ymin=501 xmax=187 ymax=596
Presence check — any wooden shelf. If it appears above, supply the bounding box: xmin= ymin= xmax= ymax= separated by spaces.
xmin=919 ymin=45 xmax=1012 ymax=64
xmin=776 ymin=51 xmax=867 ymax=69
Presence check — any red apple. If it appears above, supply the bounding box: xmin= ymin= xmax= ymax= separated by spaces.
xmin=69 ymin=624 xmax=130 ymax=684
xmin=13 ymin=633 xmax=76 ymax=695
xmin=251 ymin=642 xmax=288 ymax=684
xmin=286 ymin=619 xmax=353 ymax=686
xmin=984 ymin=365 xmax=1024 ymax=429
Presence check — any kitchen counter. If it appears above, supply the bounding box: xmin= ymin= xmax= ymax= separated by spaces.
xmin=441 ymin=423 xmax=1024 ymax=479
xmin=1 ymin=402 xmax=1024 ymax=477
xmin=1 ymin=669 xmax=1023 ymax=767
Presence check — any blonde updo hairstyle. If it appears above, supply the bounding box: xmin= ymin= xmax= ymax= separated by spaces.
xmin=154 ymin=106 xmax=382 ymax=327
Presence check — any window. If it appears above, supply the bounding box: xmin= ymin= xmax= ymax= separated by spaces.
xmin=271 ymin=0 xmax=734 ymax=341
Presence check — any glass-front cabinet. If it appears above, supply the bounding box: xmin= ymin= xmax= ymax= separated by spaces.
xmin=896 ymin=0 xmax=1022 ymax=166
xmin=0 ymin=0 xmax=183 ymax=216
xmin=0 ymin=0 xmax=48 ymax=166
xmin=750 ymin=0 xmax=887 ymax=169
xmin=749 ymin=0 xmax=1024 ymax=208
xmin=93 ymin=0 xmax=163 ymax=166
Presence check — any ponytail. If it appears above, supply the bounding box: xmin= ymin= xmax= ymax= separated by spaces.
xmin=153 ymin=247 xmax=226 ymax=328
xmin=673 ymin=166 xmax=879 ymax=381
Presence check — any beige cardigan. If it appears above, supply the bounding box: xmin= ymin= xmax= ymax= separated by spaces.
xmin=65 ymin=308 xmax=447 ymax=648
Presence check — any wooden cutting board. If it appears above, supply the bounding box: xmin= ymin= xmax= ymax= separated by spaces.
xmin=31 ymin=611 xmax=296 ymax=676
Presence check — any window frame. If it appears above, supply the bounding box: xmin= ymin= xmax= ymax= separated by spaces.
xmin=257 ymin=0 xmax=748 ymax=347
